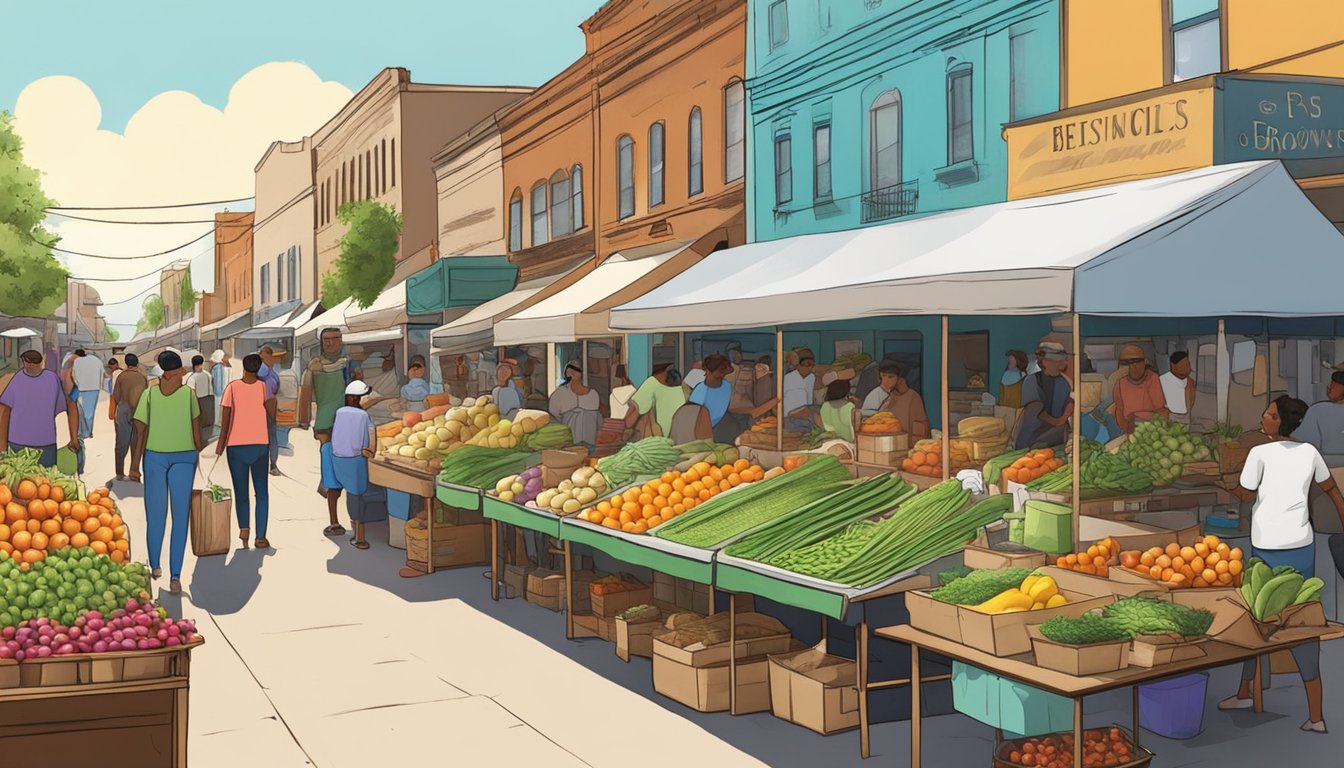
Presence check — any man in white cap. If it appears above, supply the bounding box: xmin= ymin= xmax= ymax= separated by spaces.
xmin=1015 ymin=341 xmax=1074 ymax=449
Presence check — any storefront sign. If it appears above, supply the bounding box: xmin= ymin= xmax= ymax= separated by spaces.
xmin=1006 ymin=88 xmax=1215 ymax=199
xmin=1219 ymin=78 xmax=1344 ymax=163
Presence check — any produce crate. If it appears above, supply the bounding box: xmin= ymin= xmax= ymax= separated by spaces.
xmin=404 ymin=520 xmax=488 ymax=571
xmin=0 ymin=660 xmax=15 ymax=689
xmin=651 ymin=612 xmax=793 ymax=668
xmin=1027 ymin=626 xmax=1129 ymax=676
xmin=591 ymin=585 xmax=654 ymax=619
xmin=572 ymin=613 xmax=618 ymax=642
xmin=1216 ymin=442 xmax=1250 ymax=474
xmin=369 ymin=456 xmax=436 ymax=497
xmin=857 ymin=433 xmax=909 ymax=452
xmin=0 ymin=638 xmax=203 ymax=691
xmin=994 ymin=726 xmax=1153 ymax=768
xmin=1128 ymin=634 xmax=1207 ymax=668
xmin=768 ymin=643 xmax=861 ymax=735
xmin=503 ymin=563 xmax=536 ymax=599
xmin=18 ymin=656 xmax=91 ymax=688
xmin=616 ymin=612 xmax=667 ymax=662
xmin=653 ymin=651 xmax=777 ymax=714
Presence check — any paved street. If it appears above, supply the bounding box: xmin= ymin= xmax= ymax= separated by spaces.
xmin=70 ymin=391 xmax=1343 ymax=767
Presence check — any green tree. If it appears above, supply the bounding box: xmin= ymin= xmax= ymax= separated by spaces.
xmin=320 ymin=200 xmax=402 ymax=309
xmin=103 ymin=327 xmax=119 ymax=342
xmin=0 ymin=111 xmax=69 ymax=316
xmin=179 ymin=270 xmax=197 ymax=316
xmin=136 ymin=294 xmax=164 ymax=335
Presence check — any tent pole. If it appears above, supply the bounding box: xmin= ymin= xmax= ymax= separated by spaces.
xmin=546 ymin=342 xmax=557 ymax=396
xmin=776 ymin=327 xmax=784 ymax=453
xmin=1072 ymin=313 xmax=1082 ymax=551
xmin=1217 ymin=319 xmax=1230 ymax=423
xmin=582 ymin=339 xmax=590 ymax=385
xmin=941 ymin=315 xmax=950 ymax=480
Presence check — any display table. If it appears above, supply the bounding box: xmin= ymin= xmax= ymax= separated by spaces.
xmin=877 ymin=623 xmax=1344 ymax=768
xmin=368 ymin=458 xmax=439 ymax=576
xmin=481 ymin=494 xmax=559 ymax=601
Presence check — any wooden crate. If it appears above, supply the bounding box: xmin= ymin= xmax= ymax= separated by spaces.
xmin=405 ymin=521 xmax=488 ymax=571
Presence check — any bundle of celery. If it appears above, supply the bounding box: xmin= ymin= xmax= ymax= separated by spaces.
xmin=439 ymin=446 xmax=531 ymax=488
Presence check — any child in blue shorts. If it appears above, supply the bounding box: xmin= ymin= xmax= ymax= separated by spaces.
xmin=320 ymin=380 xmax=377 ymax=548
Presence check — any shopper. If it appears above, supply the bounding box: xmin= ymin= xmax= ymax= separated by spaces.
xmin=71 ymin=348 xmax=104 ymax=440
xmin=863 ymin=363 xmax=930 ymax=439
xmin=133 ymin=351 xmax=203 ymax=595
xmin=608 ymin=365 xmax=636 ymax=422
xmin=0 ymin=350 xmax=80 ymax=467
xmin=688 ymin=354 xmax=735 ymax=442
xmin=1160 ymin=351 xmax=1197 ymax=425
xmin=258 ymin=345 xmax=285 ymax=475
xmin=320 ymin=380 xmax=377 ymax=545
xmin=109 ymin=353 xmax=149 ymax=482
xmin=106 ymin=358 xmax=121 ymax=395
xmin=186 ymin=354 xmax=215 ymax=433
xmin=819 ymin=376 xmax=859 ymax=442
xmin=1112 ymin=344 xmax=1168 ymax=434
xmin=626 ymin=363 xmax=685 ymax=438
xmin=549 ymin=362 xmax=601 ymax=447
xmin=491 ymin=361 xmax=524 ymax=421
xmin=217 ymin=354 xmax=275 ymax=550
xmin=1218 ymin=395 xmax=1344 ymax=733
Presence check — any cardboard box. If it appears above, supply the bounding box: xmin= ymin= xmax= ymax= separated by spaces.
xmin=1027 ymin=627 xmax=1129 ymax=676
xmin=651 ymin=613 xmax=793 ymax=668
xmin=905 ymin=590 xmax=965 ymax=644
xmin=573 ymin=613 xmax=618 ymax=642
xmin=526 ymin=569 xmax=565 ymax=612
xmin=768 ymin=644 xmax=861 ymax=735
xmin=857 ymin=433 xmax=910 ymax=452
xmin=591 ymin=585 xmax=653 ymax=618
xmin=1023 ymin=499 xmax=1072 ymax=554
xmin=1079 ymin=516 xmax=1200 ymax=554
xmin=653 ymin=572 xmax=676 ymax=605
xmin=1174 ymin=590 xmax=1329 ymax=649
xmin=1039 ymin=566 xmax=1165 ymax=598
xmin=405 ymin=521 xmax=488 ymax=569
xmin=963 ymin=531 xmax=1048 ymax=571
xmin=503 ymin=563 xmax=536 ymax=600
xmin=616 ymin=613 xmax=666 ymax=661
xmin=1128 ymin=634 xmax=1207 ymax=668
xmin=674 ymin=578 xmax=711 ymax=615
xmin=858 ymin=448 xmax=907 ymax=466
xmin=653 ymin=652 xmax=774 ymax=714
xmin=958 ymin=589 xmax=1115 ymax=657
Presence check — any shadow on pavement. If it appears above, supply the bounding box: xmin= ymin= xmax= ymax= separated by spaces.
xmin=189 ymin=549 xmax=273 ymax=616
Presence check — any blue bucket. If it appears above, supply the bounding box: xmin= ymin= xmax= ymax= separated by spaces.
xmin=1139 ymin=673 xmax=1208 ymax=739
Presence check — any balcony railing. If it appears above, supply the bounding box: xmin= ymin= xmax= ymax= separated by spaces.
xmin=861 ymin=180 xmax=919 ymax=223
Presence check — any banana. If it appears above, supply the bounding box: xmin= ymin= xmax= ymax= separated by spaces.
xmin=1253 ymin=573 xmax=1305 ymax=621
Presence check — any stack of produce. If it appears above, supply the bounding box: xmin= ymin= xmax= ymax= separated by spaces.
xmin=1055 ymin=537 xmax=1121 ymax=577
xmin=618 ymin=604 xmax=660 ymax=623
xmin=1241 ymin=560 xmax=1323 ymax=621
xmin=1079 ymin=451 xmax=1152 ymax=497
xmin=597 ymin=437 xmax=682 ymax=487
xmin=859 ymin=412 xmax=902 ymax=434
xmin=673 ymin=440 xmax=741 ymax=471
xmin=930 ymin=568 xmax=1033 ymax=605
xmin=519 ymin=423 xmax=574 ymax=451
xmin=999 ymin=727 xmax=1140 ymax=768
xmin=1037 ymin=614 xmax=1131 ymax=645
xmin=529 ymin=467 xmax=610 ymax=516
xmin=967 ymin=573 xmax=1068 ymax=614
xmin=739 ymin=417 xmax=810 ymax=451
xmin=489 ymin=466 xmax=544 ymax=504
xmin=1118 ymin=416 xmax=1211 ymax=487
xmin=0 ymin=548 xmax=150 ymax=628
xmin=651 ymin=455 xmax=850 ymax=547
xmin=1102 ymin=596 xmax=1214 ymax=638
xmin=589 ymin=575 xmax=645 ymax=596
xmin=0 ymin=598 xmax=197 ymax=660
xmin=1002 ymin=448 xmax=1064 ymax=485
xmin=577 ymin=460 xmax=768 ymax=533
xmin=724 ymin=473 xmax=916 ymax=563
xmin=900 ymin=445 xmax=944 ymax=476
xmin=465 ymin=410 xmax=551 ymax=449
xmin=1026 ymin=463 xmax=1073 ymax=493
xmin=983 ymin=448 xmax=1029 ymax=485
xmin=438 ymin=446 xmax=532 ymax=489
xmin=1120 ymin=536 xmax=1244 ymax=588
xmin=0 ymin=481 xmax=129 ymax=565
xmin=957 ymin=416 xmax=1008 ymax=460
xmin=378 ymin=398 xmax=553 ymax=470
xmin=0 ymin=450 xmax=81 ymax=498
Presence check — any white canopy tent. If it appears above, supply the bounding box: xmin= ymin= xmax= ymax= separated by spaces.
xmin=431 ymin=272 xmax=575 ymax=355
xmin=0 ymin=328 xmax=39 ymax=339
xmin=345 ymin=278 xmax=409 ymax=333
xmin=199 ymin=309 xmax=249 ymax=336
xmin=236 ymin=301 xmax=319 ymax=342
xmin=294 ymin=298 xmax=354 ymax=347
xmin=611 ymin=161 xmax=1344 ymax=332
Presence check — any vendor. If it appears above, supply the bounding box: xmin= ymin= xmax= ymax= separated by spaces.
xmin=627 ymin=363 xmax=685 ymax=438
xmin=492 ymin=361 xmax=524 ymax=421
xmin=1014 ymin=342 xmax=1073 ymax=449
xmin=819 ymin=376 xmax=859 ymax=442
xmin=1218 ymin=395 xmax=1344 ymax=733
xmin=781 ymin=348 xmax=818 ymax=430
xmin=999 ymin=350 xmax=1028 ymax=409
xmin=1160 ymin=351 xmax=1196 ymax=425
xmin=400 ymin=356 xmax=431 ymax=412
xmin=549 ymin=362 xmax=601 ymax=447
xmin=357 ymin=355 xmax=401 ymax=422
xmin=860 ymin=360 xmax=900 ymax=417
xmin=1112 ymin=344 xmax=1168 ymax=434
xmin=688 ymin=354 xmax=735 ymax=442
xmin=864 ymin=362 xmax=929 ymax=440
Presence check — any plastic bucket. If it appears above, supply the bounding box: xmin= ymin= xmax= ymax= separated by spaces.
xmin=1138 ymin=673 xmax=1208 ymax=739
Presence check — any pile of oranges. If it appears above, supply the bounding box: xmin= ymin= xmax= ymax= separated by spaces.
xmin=578 ymin=459 xmax=764 ymax=533
xmin=1002 ymin=448 xmax=1065 ymax=485
xmin=0 ymin=480 xmax=128 ymax=565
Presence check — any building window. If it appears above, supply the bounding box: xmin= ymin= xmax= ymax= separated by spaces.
xmin=688 ymin=107 xmax=704 ymax=197
xmin=530 ymin=182 xmax=548 ymax=246
xmin=370 ymin=149 xmax=378 ymax=195
xmin=570 ymin=165 xmax=584 ymax=231
xmin=870 ymin=89 xmax=903 ymax=190
xmin=390 ymin=139 xmax=396 ymax=187
xmin=288 ymin=246 xmax=298 ymax=302
xmin=1009 ymin=31 xmax=1030 ymax=122
xmin=774 ymin=133 xmax=792 ymax=205
xmin=508 ymin=189 xmax=523 ymax=251
xmin=276 ymin=255 xmax=283 ymax=302
xmin=364 ymin=150 xmax=371 ymax=198
xmin=947 ymin=65 xmax=974 ymax=164
xmin=260 ymin=264 xmax=270 ymax=305
xmin=813 ymin=122 xmax=832 ymax=201
xmin=550 ymin=170 xmax=573 ymax=239
xmin=617 ymin=134 xmax=635 ymax=219
xmin=648 ymin=122 xmax=665 ymax=208
xmin=339 ymin=164 xmax=346 ymax=207
xmin=355 ymin=156 xmax=362 ymax=201
xmin=769 ymin=1 xmax=789 ymax=49
xmin=724 ymin=80 xmax=745 ymax=182
xmin=381 ymin=140 xmax=387 ymax=194
xmin=1172 ymin=0 xmax=1220 ymax=81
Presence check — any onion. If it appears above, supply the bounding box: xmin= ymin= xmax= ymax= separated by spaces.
xmin=93 ymin=641 xmax=108 ymax=653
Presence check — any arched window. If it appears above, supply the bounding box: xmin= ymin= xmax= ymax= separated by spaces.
xmin=370 ymin=148 xmax=378 ymax=196
xmin=550 ymin=169 xmax=573 ymax=239
xmin=946 ymin=63 xmax=974 ymax=164
xmin=688 ymin=107 xmax=703 ymax=196
xmin=648 ymin=122 xmax=665 ymax=208
xmin=508 ymin=189 xmax=523 ymax=251
xmin=530 ymin=181 xmax=548 ymax=246
xmin=366 ymin=150 xmax=373 ymax=198
xmin=381 ymin=139 xmax=388 ymax=194
xmin=570 ymin=165 xmax=584 ymax=231
xmin=617 ymin=135 xmax=635 ymax=219
xmin=870 ymin=89 xmax=903 ymax=190
xmin=390 ymin=139 xmax=396 ymax=187
xmin=724 ymin=79 xmax=746 ymax=182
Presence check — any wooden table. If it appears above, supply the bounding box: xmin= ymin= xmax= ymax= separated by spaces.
xmin=877 ymin=624 xmax=1341 ymax=768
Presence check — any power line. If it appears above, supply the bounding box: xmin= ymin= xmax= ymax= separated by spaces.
xmin=46 ymin=211 xmax=222 ymax=225
xmin=26 ymin=221 xmax=252 ymax=260
xmin=46 ymin=195 xmax=254 ymax=212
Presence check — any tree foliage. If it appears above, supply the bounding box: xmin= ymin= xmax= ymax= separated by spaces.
xmin=179 ymin=270 xmax=197 ymax=316
xmin=320 ymin=200 xmax=402 ymax=309
xmin=136 ymin=294 xmax=164 ymax=335
xmin=0 ymin=111 xmax=69 ymax=316
xmin=103 ymin=327 xmax=119 ymax=342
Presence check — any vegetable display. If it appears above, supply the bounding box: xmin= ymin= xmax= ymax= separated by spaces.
xmin=1118 ymin=416 xmax=1211 ymax=487
xmin=723 ymin=473 xmax=916 ymax=562
xmin=1038 ymin=614 xmax=1131 ymax=645
xmin=380 ymin=398 xmax=551 ymax=470
xmin=0 ymin=450 xmax=80 ymax=502
xmin=672 ymin=440 xmax=741 ymax=471
xmin=1241 ymin=559 xmax=1323 ymax=621
xmin=1055 ymin=537 xmax=1121 ymax=578
xmin=1079 ymin=451 xmax=1152 ymax=497
xmin=0 ymin=548 xmax=150 ymax=628
xmin=438 ymin=446 xmax=531 ymax=489
xmin=530 ymin=467 xmax=610 ymax=516
xmin=930 ymin=567 xmax=1032 ymax=605
xmin=465 ymin=409 xmax=551 ymax=449
xmin=491 ymin=466 xmax=545 ymax=505
xmin=652 ymin=455 xmax=850 ymax=547
xmin=983 ymin=449 xmax=1029 ymax=485
xmin=971 ymin=574 xmax=1068 ymax=614
xmin=577 ymin=460 xmax=766 ymax=533
xmin=1026 ymin=463 xmax=1073 ymax=492
xmin=519 ymin=423 xmax=575 ymax=451
xmin=597 ymin=437 xmax=682 ymax=487
xmin=0 ymin=483 xmax=129 ymax=565
xmin=1120 ymin=535 xmax=1244 ymax=588
xmin=1000 ymin=727 xmax=1140 ymax=768
xmin=1103 ymin=597 xmax=1213 ymax=638
xmin=0 ymin=598 xmax=197 ymax=660
xmin=1003 ymin=448 xmax=1065 ymax=485
xmin=859 ymin=411 xmax=902 ymax=434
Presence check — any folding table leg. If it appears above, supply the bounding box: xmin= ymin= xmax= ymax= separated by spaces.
xmin=490 ymin=519 xmax=499 ymax=601
xmin=1073 ymin=698 xmax=1084 ymax=768
xmin=728 ymin=593 xmax=738 ymax=715
xmin=858 ymin=621 xmax=870 ymax=758
xmin=1253 ymin=656 xmax=1264 ymax=713
xmin=910 ymin=643 xmax=921 ymax=768
xmin=563 ymin=541 xmax=574 ymax=640
xmin=1132 ymin=686 xmax=1140 ymax=747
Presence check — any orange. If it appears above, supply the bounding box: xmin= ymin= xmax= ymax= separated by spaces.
xmin=36 ymin=483 xmax=49 ymax=501
xmin=672 ymin=503 xmax=686 ymax=516
xmin=40 ymin=519 xmax=59 ymax=537
xmin=11 ymin=531 xmax=31 ymax=552
xmin=4 ymin=503 xmax=23 ymax=525
xmin=71 ymin=532 xmax=89 ymax=549
xmin=601 ymin=517 xmax=620 ymax=530
xmin=621 ymin=501 xmax=639 ymax=516
xmin=99 ymin=498 xmax=116 ymax=511
xmin=0 ymin=485 xmax=9 ymax=506
xmin=58 ymin=500 xmax=71 ymax=516
xmin=70 ymin=502 xmax=89 ymax=522
xmin=43 ymin=500 xmax=58 ymax=518
xmin=62 ymin=518 xmax=81 ymax=537
xmin=110 ymin=513 xmax=122 ymax=527
xmin=49 ymin=486 xmax=64 ymax=503
xmin=652 ymin=496 xmax=668 ymax=509
xmin=109 ymin=549 xmax=126 ymax=563
xmin=641 ymin=503 xmax=657 ymax=518
xmin=596 ymin=500 xmax=612 ymax=514
xmin=698 ymin=489 xmax=712 ymax=501
xmin=657 ymin=483 xmax=672 ymax=497
xmin=15 ymin=480 xmax=36 ymax=501
xmin=682 ymin=470 xmax=699 ymax=483
xmin=0 ymin=542 xmax=10 ymax=554
xmin=1229 ymin=546 xmax=1243 ymax=560
xmin=1228 ymin=559 xmax=1243 ymax=576
xmin=622 ymin=521 xmax=637 ymax=532
xmin=709 ymin=467 xmax=723 ymax=482
xmin=114 ymin=539 xmax=128 ymax=553
xmin=87 ymin=492 xmax=101 ymax=506
xmin=90 ymin=540 xmax=108 ymax=555
xmin=727 ymin=472 xmax=741 ymax=486
xmin=719 ymin=479 xmax=732 ymax=492
xmin=646 ymin=515 xmax=663 ymax=527
xmin=21 ymin=549 xmax=43 ymax=564
xmin=27 ymin=499 xmax=46 ymax=521
xmin=618 ymin=510 xmax=633 ymax=525
xmin=638 ymin=492 xmax=653 ymax=506
xmin=83 ymin=517 xmax=100 ymax=534
xmin=26 ymin=520 xmax=40 ymax=534
xmin=622 ymin=488 xmax=639 ymax=504
xmin=94 ymin=527 xmax=114 ymax=544
xmin=671 ymin=478 xmax=686 ymax=493
xmin=97 ymin=512 xmax=113 ymax=527
xmin=692 ymin=461 xmax=712 ymax=476
xmin=31 ymin=532 xmax=48 ymax=551
xmin=0 ymin=523 xmax=7 ymax=541
xmin=632 ymin=521 xmax=648 ymax=534
xmin=49 ymin=533 xmax=69 ymax=550
xmin=95 ymin=487 xmax=110 ymax=497
xmin=667 ymin=492 xmax=683 ymax=506
xmin=660 ymin=470 xmax=675 ymax=483
xmin=734 ymin=458 xmax=750 ymax=473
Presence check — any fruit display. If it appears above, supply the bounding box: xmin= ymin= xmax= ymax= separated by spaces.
xmin=1037 ymin=614 xmax=1131 ymax=645
xmin=379 ymin=397 xmax=551 ymax=470
xmin=1241 ymin=559 xmax=1324 ymax=621
xmin=651 ymin=456 xmax=841 ymax=547
xmin=740 ymin=416 xmax=811 ymax=451
xmin=0 ymin=482 xmax=129 ymax=565
xmin=577 ymin=460 xmax=764 ymax=534
xmin=900 ymin=445 xmax=944 ymax=476
xmin=983 ymin=448 xmax=1029 ymax=485
xmin=596 ymin=437 xmax=682 ymax=487
xmin=1102 ymin=596 xmax=1214 ymax=638
xmin=529 ymin=467 xmax=610 ymax=516
xmin=465 ymin=410 xmax=551 ymax=449
xmin=724 ymin=473 xmax=916 ymax=562
xmin=1079 ymin=451 xmax=1152 ymax=497
xmin=1118 ymin=416 xmax=1211 ymax=487
xmin=998 ymin=727 xmax=1143 ymax=768
xmin=859 ymin=411 xmax=903 ymax=434
xmin=437 ymin=445 xmax=533 ymax=489
xmin=1002 ymin=448 xmax=1065 ymax=485
xmin=930 ymin=567 xmax=1033 ymax=605
xmin=970 ymin=573 xmax=1068 ymax=614
xmin=672 ymin=440 xmax=742 ymax=471
xmin=1119 ymin=535 xmax=1244 ymax=588
xmin=0 ymin=450 xmax=80 ymax=501
xmin=1055 ymin=537 xmax=1121 ymax=578
xmin=0 ymin=598 xmax=197 ymax=660
xmin=0 ymin=548 xmax=150 ymax=628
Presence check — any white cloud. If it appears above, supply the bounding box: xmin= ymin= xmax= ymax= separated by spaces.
xmin=12 ymin=63 xmax=352 ymax=329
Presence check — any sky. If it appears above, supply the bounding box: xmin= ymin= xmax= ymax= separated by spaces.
xmin=0 ymin=0 xmax=600 ymax=336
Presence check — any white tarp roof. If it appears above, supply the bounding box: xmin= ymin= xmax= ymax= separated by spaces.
xmin=431 ymin=272 xmax=572 ymax=355
xmin=612 ymin=161 xmax=1344 ymax=331
xmin=345 ymin=279 xmax=409 ymax=333
xmin=343 ymin=328 xmax=403 ymax=345
xmin=0 ymin=327 xmax=39 ymax=339
xmin=295 ymin=298 xmax=353 ymax=344
xmin=200 ymin=309 xmax=249 ymax=334
xmin=495 ymin=243 xmax=694 ymax=346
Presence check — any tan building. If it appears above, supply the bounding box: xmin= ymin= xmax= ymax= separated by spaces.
xmin=213 ymin=211 xmax=255 ymax=320
xmin=158 ymin=260 xmax=194 ymax=328
xmin=312 ymin=68 xmax=530 ymax=292
xmin=65 ymin=280 xmax=105 ymax=344
xmin=253 ymin=138 xmax=316 ymax=323
xmin=433 ymin=112 xmax=515 ymax=257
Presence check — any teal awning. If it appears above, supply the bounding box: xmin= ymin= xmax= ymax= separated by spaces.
xmin=407 ymin=256 xmax=518 ymax=315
